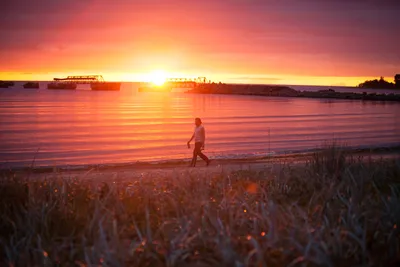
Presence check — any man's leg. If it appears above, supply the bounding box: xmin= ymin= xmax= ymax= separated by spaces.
xmin=198 ymin=150 xmax=209 ymax=163
xmin=191 ymin=145 xmax=198 ymax=167
xmin=197 ymin=142 xmax=210 ymax=164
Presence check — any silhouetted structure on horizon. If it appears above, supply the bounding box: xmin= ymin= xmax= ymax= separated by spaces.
xmin=23 ymin=82 xmax=39 ymax=89
xmin=50 ymin=75 xmax=121 ymax=91
xmin=138 ymin=77 xmax=208 ymax=92
xmin=54 ymin=75 xmax=105 ymax=84
xmin=0 ymin=81 xmax=14 ymax=88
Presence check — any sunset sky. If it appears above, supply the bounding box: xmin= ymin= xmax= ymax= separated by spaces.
xmin=1 ymin=0 xmax=399 ymax=86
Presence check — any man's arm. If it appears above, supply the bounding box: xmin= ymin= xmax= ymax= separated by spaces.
xmin=187 ymin=133 xmax=194 ymax=144
xmin=201 ymin=127 xmax=206 ymax=149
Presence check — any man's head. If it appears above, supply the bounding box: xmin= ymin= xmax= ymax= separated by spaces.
xmin=195 ymin=117 xmax=202 ymax=126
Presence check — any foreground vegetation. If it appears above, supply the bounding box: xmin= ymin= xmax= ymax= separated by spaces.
xmin=1 ymin=146 xmax=399 ymax=266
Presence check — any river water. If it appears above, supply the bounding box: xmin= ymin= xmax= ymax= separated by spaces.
xmin=1 ymin=82 xmax=399 ymax=168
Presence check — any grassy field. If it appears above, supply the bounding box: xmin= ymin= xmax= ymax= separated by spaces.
xmin=1 ymin=145 xmax=399 ymax=266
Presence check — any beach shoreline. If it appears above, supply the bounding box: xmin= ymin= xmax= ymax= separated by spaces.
xmin=3 ymin=145 xmax=399 ymax=180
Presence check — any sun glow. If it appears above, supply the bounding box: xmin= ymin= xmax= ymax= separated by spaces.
xmin=149 ymin=70 xmax=167 ymax=86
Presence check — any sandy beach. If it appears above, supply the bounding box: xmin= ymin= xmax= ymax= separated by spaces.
xmin=11 ymin=146 xmax=397 ymax=184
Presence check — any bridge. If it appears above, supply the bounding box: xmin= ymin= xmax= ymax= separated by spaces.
xmin=53 ymin=75 xmax=105 ymax=84
xmin=138 ymin=76 xmax=209 ymax=92
xmin=163 ymin=77 xmax=207 ymax=88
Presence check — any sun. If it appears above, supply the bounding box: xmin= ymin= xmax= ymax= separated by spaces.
xmin=149 ymin=70 xmax=167 ymax=86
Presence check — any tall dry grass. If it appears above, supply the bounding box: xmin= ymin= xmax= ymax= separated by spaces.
xmin=0 ymin=145 xmax=399 ymax=266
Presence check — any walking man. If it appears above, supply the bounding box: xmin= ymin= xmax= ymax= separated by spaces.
xmin=187 ymin=118 xmax=210 ymax=167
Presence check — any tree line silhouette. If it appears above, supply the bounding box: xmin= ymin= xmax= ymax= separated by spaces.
xmin=358 ymin=74 xmax=400 ymax=89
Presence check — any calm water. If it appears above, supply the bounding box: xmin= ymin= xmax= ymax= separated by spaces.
xmin=1 ymin=83 xmax=399 ymax=168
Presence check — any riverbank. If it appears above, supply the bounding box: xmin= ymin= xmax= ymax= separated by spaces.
xmin=1 ymin=145 xmax=399 ymax=266
xmin=187 ymin=83 xmax=400 ymax=101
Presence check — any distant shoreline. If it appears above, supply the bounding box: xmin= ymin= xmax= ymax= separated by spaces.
xmin=186 ymin=84 xmax=400 ymax=102
xmin=2 ymin=81 xmax=400 ymax=101
xmin=2 ymin=80 xmax=400 ymax=90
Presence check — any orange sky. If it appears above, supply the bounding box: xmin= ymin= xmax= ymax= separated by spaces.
xmin=1 ymin=0 xmax=399 ymax=86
